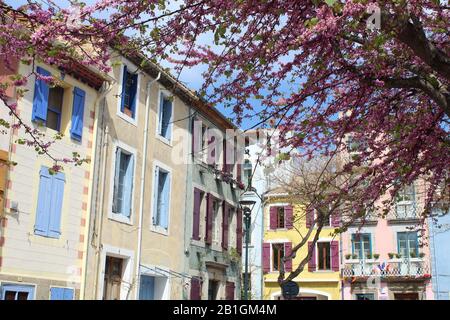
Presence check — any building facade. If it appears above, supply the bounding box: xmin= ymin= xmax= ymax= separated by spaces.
xmin=0 ymin=59 xmax=105 ymax=300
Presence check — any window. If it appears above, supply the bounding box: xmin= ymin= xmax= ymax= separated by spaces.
xmin=47 ymin=86 xmax=64 ymax=131
xmin=356 ymin=293 xmax=375 ymax=300
xmin=212 ymin=199 xmax=220 ymax=245
xmin=352 ymin=234 xmax=372 ymax=259
xmin=314 ymin=207 xmax=331 ymax=227
xmin=272 ymin=243 xmax=285 ymax=271
xmin=120 ymin=65 xmax=138 ymax=119
xmin=103 ymin=256 xmax=124 ymax=300
xmin=34 ymin=166 xmax=65 ymax=238
xmin=277 ymin=207 xmax=285 ymax=229
xmin=50 ymin=287 xmax=74 ymax=300
xmin=397 ymin=232 xmax=419 ymax=258
xmin=208 ymin=280 xmax=219 ymax=300
xmin=139 ymin=275 xmax=168 ymax=300
xmin=158 ymin=92 xmax=173 ymax=141
xmin=395 ymin=185 xmax=416 ymax=218
xmin=153 ymin=166 xmax=171 ymax=230
xmin=1 ymin=284 xmax=34 ymax=300
xmin=112 ymin=147 xmax=134 ymax=218
xmin=243 ymin=160 xmax=252 ymax=186
xmin=317 ymin=242 xmax=331 ymax=270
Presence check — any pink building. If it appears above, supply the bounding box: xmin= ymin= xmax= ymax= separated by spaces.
xmin=341 ymin=181 xmax=433 ymax=300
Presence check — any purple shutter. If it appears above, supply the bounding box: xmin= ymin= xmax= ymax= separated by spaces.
xmin=308 ymin=241 xmax=316 ymax=272
xmin=223 ymin=139 xmax=228 ymax=173
xmin=191 ymin=118 xmax=196 ymax=155
xmin=284 ymin=242 xmax=293 ymax=272
xmin=331 ymin=209 xmax=340 ymax=227
xmin=222 ymin=201 xmax=229 ymax=250
xmin=306 ymin=206 xmax=314 ymax=228
xmin=192 ymin=188 xmax=201 ymax=240
xmin=285 ymin=205 xmax=293 ymax=229
xmin=205 ymin=193 xmax=213 ymax=245
xmin=236 ymin=163 xmax=242 ymax=182
xmin=269 ymin=206 xmax=277 ymax=229
xmin=190 ymin=278 xmax=201 ymax=300
xmin=225 ymin=282 xmax=235 ymax=300
xmin=262 ymin=243 xmax=271 ymax=273
xmin=331 ymin=241 xmax=339 ymax=271
xmin=236 ymin=208 xmax=242 ymax=255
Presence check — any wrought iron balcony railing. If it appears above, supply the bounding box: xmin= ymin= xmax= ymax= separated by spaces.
xmin=342 ymin=259 xmax=430 ymax=278
xmin=388 ymin=203 xmax=420 ymax=221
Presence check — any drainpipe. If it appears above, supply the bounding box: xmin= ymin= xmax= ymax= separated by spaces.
xmin=90 ymin=80 xmax=114 ymax=299
xmin=134 ymin=72 xmax=161 ymax=300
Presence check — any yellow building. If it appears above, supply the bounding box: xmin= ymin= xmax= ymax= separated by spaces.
xmin=262 ymin=191 xmax=341 ymax=300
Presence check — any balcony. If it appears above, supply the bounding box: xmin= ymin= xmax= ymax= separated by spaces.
xmin=342 ymin=259 xmax=430 ymax=279
xmin=388 ymin=203 xmax=420 ymax=222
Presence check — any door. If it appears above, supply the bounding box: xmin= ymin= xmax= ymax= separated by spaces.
xmin=208 ymin=280 xmax=219 ymax=300
xmin=103 ymin=256 xmax=124 ymax=300
xmin=1 ymin=284 xmax=34 ymax=300
xmin=394 ymin=293 xmax=419 ymax=300
xmin=139 ymin=275 xmax=155 ymax=300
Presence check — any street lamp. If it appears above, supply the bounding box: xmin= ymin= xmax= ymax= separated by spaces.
xmin=239 ymin=190 xmax=257 ymax=300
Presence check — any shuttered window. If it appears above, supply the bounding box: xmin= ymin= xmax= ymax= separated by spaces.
xmin=50 ymin=287 xmax=74 ymax=300
xmin=112 ymin=147 xmax=134 ymax=218
xmin=120 ymin=65 xmax=138 ymax=119
xmin=152 ymin=166 xmax=171 ymax=230
xmin=70 ymin=87 xmax=86 ymax=141
xmin=158 ymin=92 xmax=173 ymax=140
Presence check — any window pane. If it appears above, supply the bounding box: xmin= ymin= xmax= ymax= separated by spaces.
xmin=318 ymin=242 xmax=330 ymax=270
xmin=4 ymin=291 xmax=17 ymax=300
xmin=17 ymin=292 xmax=29 ymax=300
xmin=46 ymin=109 xmax=60 ymax=131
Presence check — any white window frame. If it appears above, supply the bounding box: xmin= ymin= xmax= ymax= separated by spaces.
xmin=395 ymin=184 xmax=416 ymax=218
xmin=315 ymin=239 xmax=333 ymax=272
xmin=116 ymin=60 xmax=140 ymax=126
xmin=108 ymin=140 xmax=137 ymax=225
xmin=0 ymin=282 xmax=36 ymax=300
xmin=156 ymin=89 xmax=174 ymax=145
xmin=150 ymin=160 xmax=173 ymax=236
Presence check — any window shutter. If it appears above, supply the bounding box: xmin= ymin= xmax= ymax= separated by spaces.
xmin=62 ymin=288 xmax=74 ymax=300
xmin=48 ymin=171 xmax=65 ymax=238
xmin=129 ymin=73 xmax=138 ymax=117
xmin=162 ymin=97 xmax=173 ymax=140
xmin=139 ymin=276 xmax=155 ymax=300
xmin=236 ymin=208 xmax=243 ymax=255
xmin=120 ymin=65 xmax=128 ymax=112
xmin=284 ymin=242 xmax=293 ymax=272
xmin=34 ymin=167 xmax=53 ymax=236
xmin=236 ymin=163 xmax=242 ymax=182
xmin=50 ymin=287 xmax=64 ymax=300
xmin=222 ymin=201 xmax=229 ymax=250
xmin=331 ymin=209 xmax=340 ymax=227
xmin=70 ymin=87 xmax=86 ymax=141
xmin=192 ymin=188 xmax=201 ymax=240
xmin=190 ymin=278 xmax=201 ymax=300
xmin=32 ymin=67 xmax=51 ymax=123
xmin=269 ymin=206 xmax=277 ymax=229
xmin=205 ymin=193 xmax=213 ymax=244
xmin=331 ymin=241 xmax=339 ymax=271
xmin=225 ymin=282 xmax=235 ymax=300
xmin=152 ymin=167 xmax=160 ymax=226
xmin=161 ymin=172 xmax=170 ymax=229
xmin=262 ymin=243 xmax=270 ymax=273
xmin=306 ymin=206 xmax=315 ymax=228
xmin=285 ymin=205 xmax=293 ymax=229
xmin=308 ymin=241 xmax=316 ymax=272
xmin=112 ymin=148 xmax=121 ymax=213
xmin=122 ymin=154 xmax=134 ymax=218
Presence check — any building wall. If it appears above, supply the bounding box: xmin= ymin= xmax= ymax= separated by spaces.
xmin=263 ymin=197 xmax=341 ymax=300
xmin=0 ymin=62 xmax=98 ymax=299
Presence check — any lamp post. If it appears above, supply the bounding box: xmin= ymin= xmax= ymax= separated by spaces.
xmin=239 ymin=191 xmax=257 ymax=300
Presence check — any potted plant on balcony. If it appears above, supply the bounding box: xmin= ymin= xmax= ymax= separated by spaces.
xmin=366 ymin=253 xmax=373 ymax=260
xmin=410 ymin=252 xmax=417 ymax=258
xmin=395 ymin=253 xmax=402 ymax=259
xmin=373 ymin=253 xmax=380 ymax=260
xmin=352 ymin=254 xmax=359 ymax=259
xmin=419 ymin=252 xmax=426 ymax=258
xmin=388 ymin=253 xmax=395 ymax=259
xmin=345 ymin=254 xmax=352 ymax=260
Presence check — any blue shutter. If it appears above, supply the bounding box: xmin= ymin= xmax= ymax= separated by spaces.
xmin=158 ymin=93 xmax=164 ymax=135
xmin=139 ymin=276 xmax=155 ymax=300
xmin=48 ymin=171 xmax=65 ymax=238
xmin=152 ymin=167 xmax=160 ymax=226
xmin=70 ymin=87 xmax=86 ymax=141
xmin=120 ymin=65 xmax=128 ymax=112
xmin=63 ymin=288 xmax=74 ymax=300
xmin=34 ymin=167 xmax=53 ymax=236
xmin=129 ymin=73 xmax=138 ymax=118
xmin=161 ymin=97 xmax=173 ymax=140
xmin=32 ymin=67 xmax=50 ymax=123
xmin=50 ymin=287 xmax=64 ymax=300
xmin=112 ymin=148 xmax=121 ymax=213
xmin=122 ymin=154 xmax=134 ymax=218
xmin=160 ymin=172 xmax=170 ymax=229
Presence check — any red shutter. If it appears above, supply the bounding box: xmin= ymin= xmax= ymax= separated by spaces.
xmin=285 ymin=205 xmax=293 ymax=229
xmin=225 ymin=282 xmax=235 ymax=300
xmin=190 ymin=277 xmax=202 ymax=300
xmin=306 ymin=206 xmax=315 ymax=228
xmin=284 ymin=242 xmax=293 ymax=272
xmin=192 ymin=188 xmax=201 ymax=240
xmin=331 ymin=241 xmax=340 ymax=271
xmin=262 ymin=243 xmax=271 ymax=273
xmin=223 ymin=139 xmax=229 ymax=173
xmin=331 ymin=209 xmax=340 ymax=227
xmin=205 ymin=194 xmax=213 ymax=245
xmin=222 ymin=201 xmax=229 ymax=250
xmin=237 ymin=163 xmax=242 ymax=182
xmin=236 ymin=208 xmax=243 ymax=255
xmin=269 ymin=206 xmax=277 ymax=229
xmin=308 ymin=241 xmax=316 ymax=272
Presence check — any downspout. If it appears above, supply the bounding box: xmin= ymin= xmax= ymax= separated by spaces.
xmin=90 ymin=80 xmax=114 ymax=299
xmin=134 ymin=72 xmax=161 ymax=299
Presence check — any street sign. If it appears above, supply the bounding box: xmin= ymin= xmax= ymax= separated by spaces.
xmin=281 ymin=281 xmax=299 ymax=300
